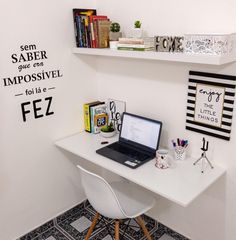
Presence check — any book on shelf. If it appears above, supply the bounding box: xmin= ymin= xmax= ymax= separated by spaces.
xmin=89 ymin=15 xmax=108 ymax=48
xmin=118 ymin=37 xmax=154 ymax=43
xmin=73 ymin=9 xmax=110 ymax=49
xmin=118 ymin=38 xmax=145 ymax=45
xmin=118 ymin=47 xmax=146 ymax=51
xmin=97 ymin=20 xmax=111 ymax=48
xmin=117 ymin=45 xmax=154 ymax=51
xmin=81 ymin=16 xmax=89 ymax=47
xmin=73 ymin=8 xmax=97 ymax=48
xmin=90 ymin=103 xmax=108 ymax=133
xmin=83 ymin=100 xmax=103 ymax=132
xmin=117 ymin=37 xmax=154 ymax=51
xmin=117 ymin=48 xmax=154 ymax=51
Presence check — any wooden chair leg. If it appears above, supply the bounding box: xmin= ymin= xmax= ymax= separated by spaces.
xmin=115 ymin=220 xmax=120 ymax=240
xmin=85 ymin=212 xmax=100 ymax=240
xmin=136 ymin=216 xmax=152 ymax=240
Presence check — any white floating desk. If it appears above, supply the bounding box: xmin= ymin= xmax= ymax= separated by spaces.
xmin=55 ymin=131 xmax=226 ymax=207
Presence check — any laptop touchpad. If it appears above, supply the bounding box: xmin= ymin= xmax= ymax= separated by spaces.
xmin=96 ymin=147 xmax=133 ymax=163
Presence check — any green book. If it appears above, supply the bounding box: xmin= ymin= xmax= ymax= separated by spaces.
xmin=117 ymin=47 xmax=145 ymax=51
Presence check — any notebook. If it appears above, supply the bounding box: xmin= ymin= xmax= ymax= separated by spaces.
xmin=96 ymin=112 xmax=162 ymax=169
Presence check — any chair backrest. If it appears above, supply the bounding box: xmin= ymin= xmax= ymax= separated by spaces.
xmin=77 ymin=165 xmax=127 ymax=219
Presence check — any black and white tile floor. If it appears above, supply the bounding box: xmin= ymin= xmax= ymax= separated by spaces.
xmin=18 ymin=200 xmax=189 ymax=240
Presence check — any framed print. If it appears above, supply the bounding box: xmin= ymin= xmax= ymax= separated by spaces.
xmin=186 ymin=71 xmax=236 ymax=140
xmin=107 ymin=99 xmax=126 ymax=132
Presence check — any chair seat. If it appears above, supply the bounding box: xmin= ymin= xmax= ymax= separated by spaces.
xmin=110 ymin=181 xmax=156 ymax=219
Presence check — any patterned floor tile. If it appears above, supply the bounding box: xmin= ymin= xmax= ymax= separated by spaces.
xmin=32 ymin=227 xmax=68 ymax=240
xmin=151 ymin=223 xmax=190 ymax=240
xmin=101 ymin=235 xmax=113 ymax=240
xmin=124 ymin=219 xmax=140 ymax=232
xmin=119 ymin=215 xmax=157 ymax=240
xmin=89 ymin=226 xmax=131 ymax=240
xmin=158 ymin=233 xmax=175 ymax=240
xmin=56 ymin=201 xmax=85 ymax=224
xmin=19 ymin=220 xmax=54 ymax=240
xmin=70 ymin=216 xmax=92 ymax=233
xmin=45 ymin=237 xmax=56 ymax=240
xmin=18 ymin=200 xmax=190 ymax=240
xmin=55 ymin=207 xmax=108 ymax=239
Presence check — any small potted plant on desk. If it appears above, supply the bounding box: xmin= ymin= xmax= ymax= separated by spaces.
xmin=132 ymin=20 xmax=142 ymax=38
xmin=100 ymin=122 xmax=116 ymax=138
xmin=109 ymin=22 xmax=122 ymax=49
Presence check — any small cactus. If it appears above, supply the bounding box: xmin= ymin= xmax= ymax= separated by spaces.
xmin=134 ymin=20 xmax=142 ymax=28
xmin=110 ymin=22 xmax=120 ymax=33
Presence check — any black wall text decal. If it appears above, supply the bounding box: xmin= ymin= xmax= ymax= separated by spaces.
xmin=21 ymin=97 xmax=54 ymax=122
xmin=2 ymin=44 xmax=63 ymax=122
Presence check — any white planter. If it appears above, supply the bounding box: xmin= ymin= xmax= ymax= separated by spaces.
xmin=109 ymin=32 xmax=122 ymax=41
xmin=100 ymin=131 xmax=116 ymax=138
xmin=132 ymin=28 xmax=143 ymax=38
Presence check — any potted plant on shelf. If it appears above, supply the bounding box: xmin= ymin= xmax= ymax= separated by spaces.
xmin=100 ymin=122 xmax=116 ymax=138
xmin=132 ymin=20 xmax=142 ymax=38
xmin=109 ymin=22 xmax=122 ymax=49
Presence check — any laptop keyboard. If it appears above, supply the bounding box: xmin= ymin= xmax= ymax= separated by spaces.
xmin=107 ymin=143 xmax=150 ymax=161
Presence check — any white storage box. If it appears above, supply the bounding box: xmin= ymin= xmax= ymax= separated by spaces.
xmin=184 ymin=33 xmax=236 ymax=55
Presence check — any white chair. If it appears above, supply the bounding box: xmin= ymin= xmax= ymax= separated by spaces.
xmin=77 ymin=165 xmax=156 ymax=240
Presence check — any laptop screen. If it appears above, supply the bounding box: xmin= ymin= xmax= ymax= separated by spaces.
xmin=120 ymin=113 xmax=162 ymax=150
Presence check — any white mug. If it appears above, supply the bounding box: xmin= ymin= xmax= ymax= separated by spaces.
xmin=155 ymin=149 xmax=171 ymax=169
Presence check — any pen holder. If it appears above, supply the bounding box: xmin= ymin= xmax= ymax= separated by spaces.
xmin=174 ymin=147 xmax=186 ymax=161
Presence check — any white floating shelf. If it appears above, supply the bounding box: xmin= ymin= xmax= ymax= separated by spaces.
xmin=72 ymin=47 xmax=236 ymax=65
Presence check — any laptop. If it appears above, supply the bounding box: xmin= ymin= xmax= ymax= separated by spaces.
xmin=96 ymin=112 xmax=162 ymax=169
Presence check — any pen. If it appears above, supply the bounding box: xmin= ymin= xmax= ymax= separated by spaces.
xmin=171 ymin=140 xmax=176 ymax=147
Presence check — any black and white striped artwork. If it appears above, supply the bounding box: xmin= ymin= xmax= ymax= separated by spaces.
xmin=186 ymin=71 xmax=236 ymax=141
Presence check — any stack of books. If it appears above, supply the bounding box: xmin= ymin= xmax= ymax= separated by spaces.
xmin=73 ymin=9 xmax=111 ymax=48
xmin=117 ymin=37 xmax=155 ymax=51
xmin=83 ymin=101 xmax=108 ymax=134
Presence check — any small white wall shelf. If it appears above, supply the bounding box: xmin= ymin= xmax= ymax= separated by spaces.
xmin=72 ymin=47 xmax=236 ymax=65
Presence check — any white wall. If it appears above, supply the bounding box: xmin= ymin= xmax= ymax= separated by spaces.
xmin=1 ymin=1 xmax=236 ymax=240
xmin=0 ymin=1 xmax=97 ymax=239
xmin=96 ymin=1 xmax=236 ymax=240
